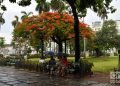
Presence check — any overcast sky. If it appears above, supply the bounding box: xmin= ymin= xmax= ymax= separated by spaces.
xmin=0 ymin=0 xmax=120 ymax=44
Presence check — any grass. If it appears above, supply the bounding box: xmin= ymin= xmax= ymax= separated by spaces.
xmin=28 ymin=56 xmax=118 ymax=73
xmin=87 ymin=56 xmax=118 ymax=73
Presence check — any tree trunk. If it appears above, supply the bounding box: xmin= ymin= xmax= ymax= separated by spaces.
xmin=41 ymin=38 xmax=44 ymax=59
xmin=66 ymin=0 xmax=80 ymax=62
xmin=69 ymin=43 xmax=72 ymax=54
xmin=49 ymin=39 xmax=51 ymax=51
xmin=58 ymin=42 xmax=63 ymax=53
xmin=65 ymin=40 xmax=67 ymax=54
xmin=54 ymin=42 xmax=56 ymax=53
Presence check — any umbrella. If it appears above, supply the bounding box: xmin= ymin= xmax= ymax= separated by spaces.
xmin=57 ymin=52 xmax=63 ymax=57
xmin=44 ymin=51 xmax=55 ymax=56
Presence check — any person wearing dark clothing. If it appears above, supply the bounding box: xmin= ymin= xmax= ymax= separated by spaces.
xmin=47 ymin=56 xmax=56 ymax=75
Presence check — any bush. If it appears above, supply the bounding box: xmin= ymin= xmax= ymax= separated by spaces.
xmin=114 ymin=52 xmax=118 ymax=56
xmin=27 ymin=54 xmax=40 ymax=59
xmin=0 ymin=55 xmax=24 ymax=66
xmin=0 ymin=57 xmax=10 ymax=66
xmin=0 ymin=54 xmax=3 ymax=58
xmin=67 ymin=54 xmax=74 ymax=57
xmin=15 ymin=60 xmax=48 ymax=72
xmin=73 ymin=59 xmax=93 ymax=76
xmin=14 ymin=58 xmax=93 ymax=77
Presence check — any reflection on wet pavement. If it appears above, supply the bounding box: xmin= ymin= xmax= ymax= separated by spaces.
xmin=0 ymin=66 xmax=116 ymax=86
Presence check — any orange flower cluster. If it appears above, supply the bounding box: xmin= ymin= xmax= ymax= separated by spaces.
xmin=37 ymin=26 xmax=46 ymax=31
xmin=14 ymin=12 xmax=94 ymax=40
xmin=79 ymin=23 xmax=88 ymax=28
xmin=26 ymin=24 xmax=38 ymax=31
xmin=68 ymin=33 xmax=75 ymax=38
xmin=81 ymin=29 xmax=89 ymax=38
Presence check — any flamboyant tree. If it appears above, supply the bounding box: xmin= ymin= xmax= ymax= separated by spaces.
xmin=40 ymin=12 xmax=74 ymax=53
xmin=13 ymin=15 xmax=47 ymax=58
xmin=13 ymin=12 xmax=94 ymax=55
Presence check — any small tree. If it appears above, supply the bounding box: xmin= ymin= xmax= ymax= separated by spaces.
xmin=95 ymin=20 xmax=117 ymax=56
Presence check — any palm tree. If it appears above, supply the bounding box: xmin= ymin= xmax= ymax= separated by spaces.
xmin=35 ymin=0 xmax=50 ymax=14
xmin=50 ymin=0 xmax=68 ymax=12
xmin=21 ymin=11 xmax=33 ymax=20
xmin=11 ymin=16 xmax=19 ymax=28
xmin=0 ymin=13 xmax=5 ymax=29
xmin=97 ymin=8 xmax=108 ymax=21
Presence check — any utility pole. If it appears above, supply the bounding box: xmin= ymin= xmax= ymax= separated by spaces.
xmin=83 ymin=37 xmax=86 ymax=58
xmin=82 ymin=17 xmax=86 ymax=58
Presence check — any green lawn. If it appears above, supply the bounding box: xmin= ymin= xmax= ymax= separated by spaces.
xmin=87 ymin=56 xmax=118 ymax=73
xmin=28 ymin=56 xmax=118 ymax=73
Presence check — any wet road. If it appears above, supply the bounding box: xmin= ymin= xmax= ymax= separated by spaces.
xmin=0 ymin=66 xmax=116 ymax=86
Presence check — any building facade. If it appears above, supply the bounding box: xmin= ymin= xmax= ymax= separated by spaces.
xmin=92 ymin=20 xmax=120 ymax=33
xmin=116 ymin=20 xmax=120 ymax=34
xmin=92 ymin=21 xmax=102 ymax=31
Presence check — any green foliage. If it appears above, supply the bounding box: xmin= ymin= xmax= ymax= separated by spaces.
xmin=0 ymin=37 xmax=5 ymax=47
xmin=35 ymin=0 xmax=50 ymax=14
xmin=27 ymin=54 xmax=40 ymax=59
xmin=15 ymin=60 xmax=46 ymax=72
xmin=112 ymin=35 xmax=120 ymax=49
xmin=88 ymin=56 xmax=118 ymax=73
xmin=27 ymin=47 xmax=32 ymax=54
xmin=114 ymin=52 xmax=118 ymax=56
xmin=9 ymin=0 xmax=16 ymax=3
xmin=0 ymin=54 xmax=3 ymax=58
xmin=81 ymin=59 xmax=93 ymax=73
xmin=0 ymin=57 xmax=8 ymax=66
xmin=76 ymin=0 xmax=116 ymax=19
xmin=0 ymin=13 xmax=5 ymax=25
xmin=1 ymin=5 xmax=6 ymax=11
xmin=50 ymin=0 xmax=67 ymax=12
xmin=21 ymin=11 xmax=33 ymax=20
xmin=29 ymin=56 xmax=118 ymax=73
xmin=15 ymin=57 xmax=93 ymax=76
xmin=95 ymin=20 xmax=118 ymax=50
xmin=11 ymin=16 xmax=19 ymax=28
xmin=73 ymin=59 xmax=93 ymax=75
xmin=18 ymin=0 xmax=31 ymax=6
